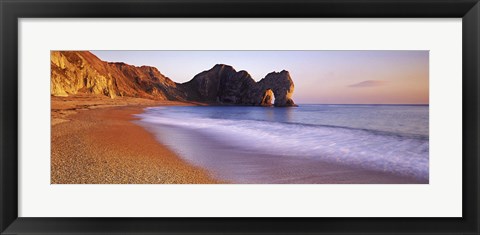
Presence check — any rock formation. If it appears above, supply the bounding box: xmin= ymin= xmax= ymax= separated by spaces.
xmin=179 ymin=64 xmax=296 ymax=107
xmin=245 ymin=70 xmax=296 ymax=107
xmin=51 ymin=51 xmax=295 ymax=106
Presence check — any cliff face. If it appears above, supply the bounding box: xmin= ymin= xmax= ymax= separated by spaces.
xmin=179 ymin=64 xmax=256 ymax=104
xmin=50 ymin=51 xmax=185 ymax=100
xmin=179 ymin=64 xmax=295 ymax=107
xmin=51 ymin=51 xmax=295 ymax=106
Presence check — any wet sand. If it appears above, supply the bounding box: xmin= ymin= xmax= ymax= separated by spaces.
xmin=51 ymin=95 xmax=219 ymax=184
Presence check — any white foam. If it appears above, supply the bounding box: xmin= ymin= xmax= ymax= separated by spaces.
xmin=137 ymin=112 xmax=429 ymax=181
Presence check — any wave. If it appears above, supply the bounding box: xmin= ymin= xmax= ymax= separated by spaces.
xmin=136 ymin=110 xmax=429 ymax=181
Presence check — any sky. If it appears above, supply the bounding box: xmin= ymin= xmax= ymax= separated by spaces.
xmin=91 ymin=50 xmax=429 ymax=104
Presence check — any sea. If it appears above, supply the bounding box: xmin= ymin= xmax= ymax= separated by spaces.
xmin=135 ymin=104 xmax=429 ymax=184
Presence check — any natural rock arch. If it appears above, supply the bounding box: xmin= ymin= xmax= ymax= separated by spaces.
xmin=252 ymin=70 xmax=295 ymax=107
xmin=179 ymin=64 xmax=296 ymax=107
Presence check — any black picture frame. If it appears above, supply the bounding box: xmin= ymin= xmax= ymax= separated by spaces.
xmin=1 ymin=0 xmax=479 ymax=234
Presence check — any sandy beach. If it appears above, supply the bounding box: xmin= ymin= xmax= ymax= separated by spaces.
xmin=51 ymin=95 xmax=426 ymax=184
xmin=49 ymin=51 xmax=429 ymax=184
xmin=51 ymin=95 xmax=219 ymax=184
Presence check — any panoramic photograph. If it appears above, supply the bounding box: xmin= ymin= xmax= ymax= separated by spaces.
xmin=51 ymin=50 xmax=429 ymax=184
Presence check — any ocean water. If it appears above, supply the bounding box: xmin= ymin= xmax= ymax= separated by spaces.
xmin=136 ymin=105 xmax=429 ymax=183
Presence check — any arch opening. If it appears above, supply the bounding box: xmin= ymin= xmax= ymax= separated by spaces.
xmin=261 ymin=89 xmax=275 ymax=106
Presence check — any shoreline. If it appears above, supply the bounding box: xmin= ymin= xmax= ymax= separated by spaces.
xmin=51 ymin=96 xmax=220 ymax=184
xmin=51 ymin=95 xmax=427 ymax=184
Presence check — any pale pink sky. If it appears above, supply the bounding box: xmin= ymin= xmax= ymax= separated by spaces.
xmin=92 ymin=51 xmax=429 ymax=104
